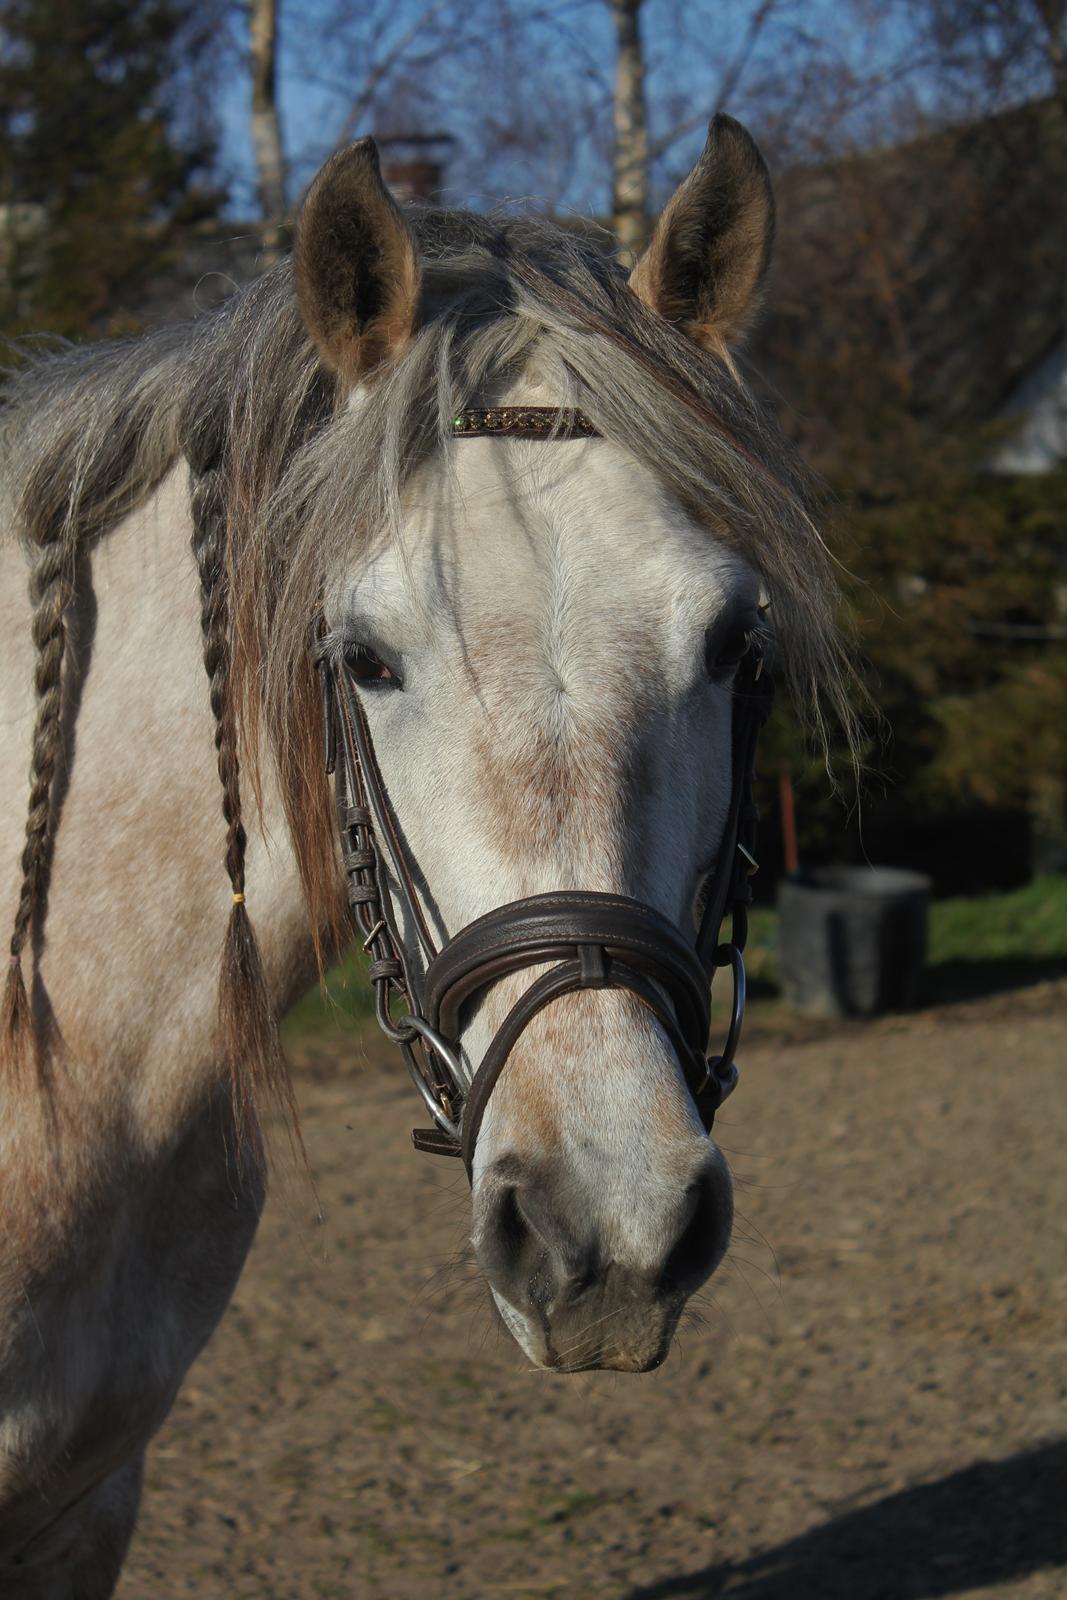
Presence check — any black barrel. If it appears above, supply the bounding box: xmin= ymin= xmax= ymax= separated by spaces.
xmin=777 ymin=866 xmax=931 ymax=1018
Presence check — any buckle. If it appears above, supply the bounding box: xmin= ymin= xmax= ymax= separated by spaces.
xmin=737 ymin=841 xmax=759 ymax=875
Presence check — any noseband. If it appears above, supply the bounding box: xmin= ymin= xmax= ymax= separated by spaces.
xmin=311 ymin=406 xmax=774 ymax=1178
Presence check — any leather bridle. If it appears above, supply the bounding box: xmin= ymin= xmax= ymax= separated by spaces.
xmin=311 ymin=406 xmax=774 ymax=1178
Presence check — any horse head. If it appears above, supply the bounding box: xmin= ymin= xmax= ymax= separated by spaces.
xmin=277 ymin=123 xmax=796 ymax=1372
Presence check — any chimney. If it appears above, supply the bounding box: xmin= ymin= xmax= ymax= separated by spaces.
xmin=378 ymin=132 xmax=454 ymax=205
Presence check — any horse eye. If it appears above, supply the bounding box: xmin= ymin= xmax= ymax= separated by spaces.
xmin=705 ymin=625 xmax=752 ymax=679
xmin=344 ymin=643 xmax=397 ymax=686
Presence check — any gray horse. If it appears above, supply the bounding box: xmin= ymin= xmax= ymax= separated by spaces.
xmin=0 ymin=117 xmax=852 ymax=1595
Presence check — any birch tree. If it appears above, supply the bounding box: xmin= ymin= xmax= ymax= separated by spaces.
xmin=609 ymin=0 xmax=649 ymax=252
xmin=250 ymin=0 xmax=285 ymax=227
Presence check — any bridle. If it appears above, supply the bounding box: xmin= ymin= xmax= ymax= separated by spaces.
xmin=311 ymin=406 xmax=774 ymax=1179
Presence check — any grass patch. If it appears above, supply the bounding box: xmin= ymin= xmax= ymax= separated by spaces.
xmin=926 ymin=874 xmax=1067 ymax=966
xmin=744 ymin=904 xmax=780 ymax=993
xmin=924 ymin=873 xmax=1067 ymax=1002
xmin=744 ymin=876 xmax=1067 ymax=1004
xmin=282 ymin=945 xmax=375 ymax=1047
xmin=758 ymin=873 xmax=1067 ymax=1011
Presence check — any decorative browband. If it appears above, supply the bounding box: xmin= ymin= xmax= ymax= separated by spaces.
xmin=451 ymin=406 xmax=598 ymax=439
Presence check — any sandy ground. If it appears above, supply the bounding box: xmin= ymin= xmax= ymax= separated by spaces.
xmin=116 ymin=981 xmax=1067 ymax=1600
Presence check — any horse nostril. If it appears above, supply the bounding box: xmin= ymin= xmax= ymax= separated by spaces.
xmin=477 ymin=1183 xmax=534 ymax=1285
xmin=659 ymin=1171 xmax=724 ymax=1297
xmin=476 ymin=1168 xmax=595 ymax=1313
xmin=496 ymin=1185 xmax=531 ymax=1257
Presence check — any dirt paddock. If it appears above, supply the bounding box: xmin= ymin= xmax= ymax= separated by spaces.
xmin=117 ymin=983 xmax=1067 ymax=1599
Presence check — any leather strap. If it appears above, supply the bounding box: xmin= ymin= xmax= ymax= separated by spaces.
xmin=314 ymin=621 xmax=772 ymax=1176
xmin=451 ymin=407 xmax=597 ymax=439
xmin=451 ymin=952 xmax=720 ymax=1173
xmin=309 ymin=476 xmax=772 ymax=1179
xmin=695 ymin=653 xmax=773 ymax=969
xmin=423 ymin=892 xmax=711 ymax=1044
xmin=188 ymin=417 xmax=771 ymax=1183
xmin=411 ymin=890 xmax=717 ymax=1174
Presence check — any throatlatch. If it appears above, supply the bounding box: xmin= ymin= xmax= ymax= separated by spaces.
xmin=311 ymin=406 xmax=774 ymax=1179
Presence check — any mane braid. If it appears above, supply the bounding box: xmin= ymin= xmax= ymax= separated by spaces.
xmin=188 ymin=456 xmax=299 ymax=1157
xmin=1 ymin=492 xmax=74 ymax=1079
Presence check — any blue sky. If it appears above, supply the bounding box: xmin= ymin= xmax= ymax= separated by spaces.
xmin=208 ymin=0 xmax=1024 ymax=220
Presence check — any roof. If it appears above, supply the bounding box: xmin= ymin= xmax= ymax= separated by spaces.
xmin=752 ymin=98 xmax=1067 ymax=464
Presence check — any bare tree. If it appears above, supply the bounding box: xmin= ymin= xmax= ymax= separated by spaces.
xmin=283 ymin=0 xmax=493 ymax=192
xmin=250 ymin=0 xmax=285 ymax=229
xmin=609 ymin=0 xmax=650 ymax=251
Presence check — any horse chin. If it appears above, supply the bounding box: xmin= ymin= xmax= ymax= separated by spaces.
xmin=489 ymin=1287 xmax=683 ymax=1374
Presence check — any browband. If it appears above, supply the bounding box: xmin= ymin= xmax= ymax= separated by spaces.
xmin=451 ymin=407 xmax=598 ymax=439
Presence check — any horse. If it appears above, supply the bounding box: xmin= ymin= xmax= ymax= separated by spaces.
xmin=0 ymin=115 xmax=853 ymax=1595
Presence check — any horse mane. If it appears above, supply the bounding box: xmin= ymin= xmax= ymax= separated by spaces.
xmin=0 ymin=206 xmax=859 ymax=1136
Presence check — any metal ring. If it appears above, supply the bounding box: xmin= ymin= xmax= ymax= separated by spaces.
xmin=707 ymin=944 xmax=745 ymax=1103
xmin=399 ymin=1036 xmax=462 ymax=1141
xmin=706 ymin=1056 xmax=739 ymax=1106
xmin=399 ymin=1010 xmax=474 ymax=1098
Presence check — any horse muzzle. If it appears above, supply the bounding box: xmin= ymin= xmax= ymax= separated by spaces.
xmin=473 ymin=1143 xmax=734 ymax=1372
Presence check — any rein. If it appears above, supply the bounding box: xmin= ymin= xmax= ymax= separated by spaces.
xmin=311 ymin=405 xmax=774 ymax=1178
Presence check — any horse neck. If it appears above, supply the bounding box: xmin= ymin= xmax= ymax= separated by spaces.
xmin=2 ymin=464 xmax=317 ymax=1151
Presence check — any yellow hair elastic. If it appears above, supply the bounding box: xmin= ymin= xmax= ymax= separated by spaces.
xmin=232 ymin=892 xmax=245 ymax=905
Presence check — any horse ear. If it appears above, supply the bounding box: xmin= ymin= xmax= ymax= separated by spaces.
xmin=294 ymin=138 xmax=420 ymax=383
xmin=629 ymin=114 xmax=775 ymax=351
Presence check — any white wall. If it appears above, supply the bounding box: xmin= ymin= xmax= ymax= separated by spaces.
xmin=990 ymin=339 xmax=1067 ymax=475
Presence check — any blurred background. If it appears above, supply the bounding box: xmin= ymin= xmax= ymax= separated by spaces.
xmin=5 ymin=0 xmax=1065 ymax=1017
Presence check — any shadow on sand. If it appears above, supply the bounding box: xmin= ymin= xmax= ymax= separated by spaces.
xmin=628 ymin=1440 xmax=1067 ymax=1600
xmin=924 ymin=955 xmax=1067 ymax=1007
